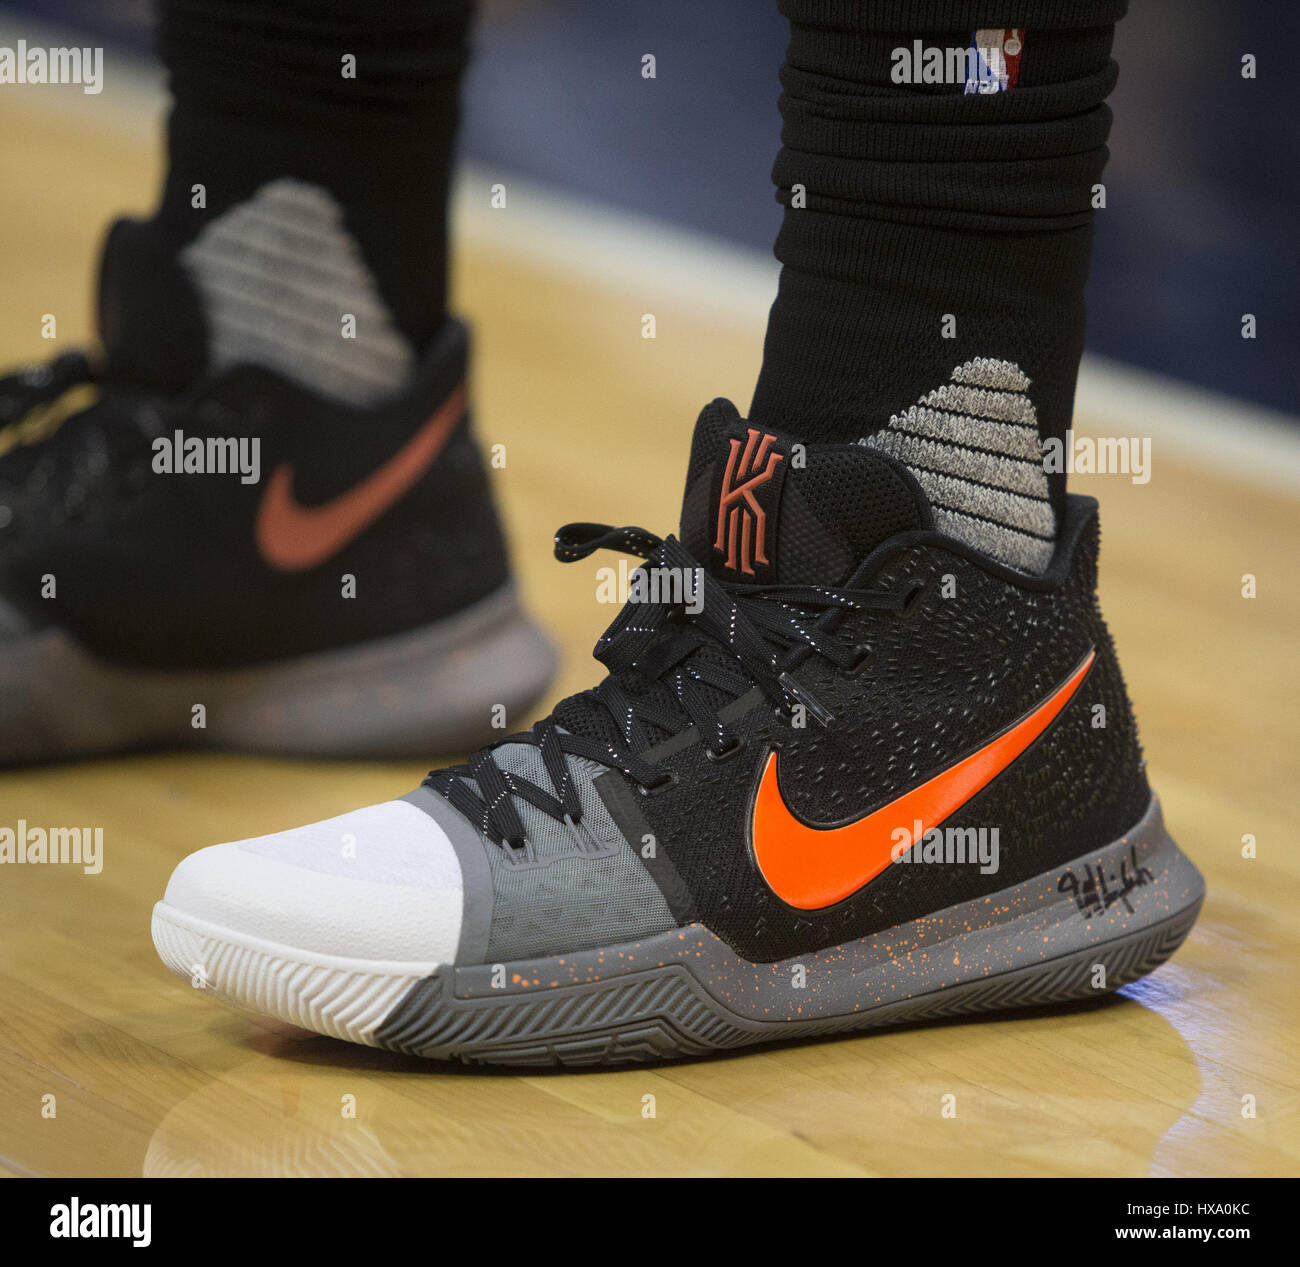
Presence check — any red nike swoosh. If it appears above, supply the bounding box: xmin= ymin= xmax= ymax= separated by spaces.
xmin=255 ymin=383 xmax=466 ymax=573
xmin=752 ymin=648 xmax=1096 ymax=910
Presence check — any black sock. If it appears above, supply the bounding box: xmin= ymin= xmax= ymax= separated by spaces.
xmin=144 ymin=0 xmax=473 ymax=401
xmin=750 ymin=1 xmax=1125 ymax=563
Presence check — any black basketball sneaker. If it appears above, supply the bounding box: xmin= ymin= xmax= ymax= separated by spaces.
xmin=0 ymin=220 xmax=554 ymax=762
xmin=152 ymin=394 xmax=1203 ymax=1065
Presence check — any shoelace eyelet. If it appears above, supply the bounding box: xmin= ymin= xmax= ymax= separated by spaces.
xmin=705 ymin=737 xmax=744 ymax=762
xmin=637 ymin=771 xmax=678 ymax=796
xmin=842 ymin=644 xmax=872 ymax=676
xmin=500 ymin=836 xmax=532 ymax=866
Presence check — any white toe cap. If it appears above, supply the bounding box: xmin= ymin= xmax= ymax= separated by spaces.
xmin=161 ymin=799 xmax=463 ymax=965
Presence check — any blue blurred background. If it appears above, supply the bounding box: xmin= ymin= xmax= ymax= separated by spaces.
xmin=9 ymin=0 xmax=1297 ymax=417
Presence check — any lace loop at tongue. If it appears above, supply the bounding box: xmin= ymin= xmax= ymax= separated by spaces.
xmin=554 ymin=522 xmax=660 ymax=563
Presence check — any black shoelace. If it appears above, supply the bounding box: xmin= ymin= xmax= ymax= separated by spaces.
xmin=425 ymin=521 xmax=917 ymax=851
xmin=0 ymin=351 xmax=100 ymax=424
xmin=0 ymin=352 xmax=202 ymax=523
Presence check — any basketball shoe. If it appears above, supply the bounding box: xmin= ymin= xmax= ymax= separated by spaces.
xmin=152 ymin=394 xmax=1203 ymax=1065
xmin=0 ymin=220 xmax=554 ymax=762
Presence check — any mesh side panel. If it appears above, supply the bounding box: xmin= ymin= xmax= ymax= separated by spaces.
xmin=479 ymin=742 xmax=676 ymax=961
xmin=636 ymin=510 xmax=1153 ymax=962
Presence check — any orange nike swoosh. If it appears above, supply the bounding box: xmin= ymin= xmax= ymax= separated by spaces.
xmin=752 ymin=648 xmax=1096 ymax=910
xmin=255 ymin=383 xmax=466 ymax=573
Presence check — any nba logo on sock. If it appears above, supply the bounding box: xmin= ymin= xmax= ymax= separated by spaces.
xmin=965 ymin=28 xmax=1024 ymax=94
xmin=712 ymin=427 xmax=788 ymax=580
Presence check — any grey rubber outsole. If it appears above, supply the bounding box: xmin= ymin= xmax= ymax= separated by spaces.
xmin=1 ymin=583 xmax=555 ymax=761
xmin=374 ymin=795 xmax=1204 ymax=1067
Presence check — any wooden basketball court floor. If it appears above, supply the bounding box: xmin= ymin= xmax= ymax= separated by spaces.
xmin=1 ymin=76 xmax=1298 ymax=1179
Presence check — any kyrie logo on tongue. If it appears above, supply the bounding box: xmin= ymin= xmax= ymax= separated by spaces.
xmin=712 ymin=427 xmax=788 ymax=579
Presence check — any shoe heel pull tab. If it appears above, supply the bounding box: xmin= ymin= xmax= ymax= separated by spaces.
xmin=778 ymin=671 xmax=836 ymax=728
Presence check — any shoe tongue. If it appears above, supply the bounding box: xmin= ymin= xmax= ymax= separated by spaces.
xmin=96 ymin=218 xmax=209 ymax=393
xmin=678 ymin=399 xmax=930 ymax=585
